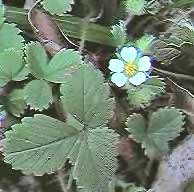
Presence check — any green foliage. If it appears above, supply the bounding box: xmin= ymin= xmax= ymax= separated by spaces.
xmin=0 ymin=5 xmax=5 ymax=26
xmin=0 ymin=49 xmax=29 ymax=86
xmin=135 ymin=35 xmax=155 ymax=53
xmin=42 ymin=0 xmax=75 ymax=15
xmin=111 ymin=21 xmax=127 ymax=47
xmin=24 ymin=80 xmax=53 ymax=111
xmin=60 ymin=64 xmax=114 ymax=129
xmin=6 ymin=89 xmax=26 ymax=117
xmin=0 ymin=23 xmax=24 ymax=51
xmin=26 ymin=42 xmax=82 ymax=83
xmin=124 ymin=0 xmax=145 ymax=15
xmin=127 ymin=77 xmax=165 ymax=106
xmin=4 ymin=64 xmax=119 ymax=192
xmin=126 ymin=108 xmax=185 ymax=159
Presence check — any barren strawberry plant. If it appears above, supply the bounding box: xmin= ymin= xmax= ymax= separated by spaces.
xmin=0 ymin=0 xmax=194 ymax=192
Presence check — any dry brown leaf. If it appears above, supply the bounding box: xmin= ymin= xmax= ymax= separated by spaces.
xmin=29 ymin=8 xmax=67 ymax=54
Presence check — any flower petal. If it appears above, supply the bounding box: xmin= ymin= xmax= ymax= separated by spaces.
xmin=129 ymin=72 xmax=146 ymax=86
xmin=111 ymin=73 xmax=128 ymax=87
xmin=138 ymin=56 xmax=151 ymax=72
xmin=108 ymin=59 xmax=124 ymax=72
xmin=120 ymin=47 xmax=137 ymax=62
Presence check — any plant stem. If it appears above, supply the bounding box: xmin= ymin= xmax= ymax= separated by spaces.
xmin=153 ymin=67 xmax=194 ymax=81
xmin=57 ymin=170 xmax=68 ymax=192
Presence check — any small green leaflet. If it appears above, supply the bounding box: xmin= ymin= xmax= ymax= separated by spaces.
xmin=26 ymin=42 xmax=82 ymax=83
xmin=4 ymin=65 xmax=118 ymax=192
xmin=6 ymin=89 xmax=26 ymax=117
xmin=0 ymin=49 xmax=29 ymax=86
xmin=126 ymin=108 xmax=185 ymax=159
xmin=135 ymin=35 xmax=155 ymax=54
xmin=0 ymin=23 xmax=24 ymax=51
xmin=24 ymin=80 xmax=53 ymax=111
xmin=42 ymin=0 xmax=75 ymax=15
xmin=127 ymin=77 xmax=165 ymax=106
xmin=124 ymin=0 xmax=145 ymax=15
xmin=111 ymin=21 xmax=127 ymax=47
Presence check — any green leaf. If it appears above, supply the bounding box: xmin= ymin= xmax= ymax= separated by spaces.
xmin=26 ymin=42 xmax=48 ymax=79
xmin=44 ymin=49 xmax=83 ymax=83
xmin=111 ymin=21 xmax=127 ymax=47
xmin=6 ymin=89 xmax=26 ymax=117
xmin=0 ymin=49 xmax=29 ymax=86
xmin=135 ymin=35 xmax=155 ymax=53
xmin=68 ymin=127 xmax=118 ymax=192
xmin=4 ymin=114 xmax=81 ymax=175
xmin=61 ymin=65 xmax=118 ymax=191
xmin=124 ymin=0 xmax=145 ymax=15
xmin=126 ymin=108 xmax=185 ymax=159
xmin=26 ymin=42 xmax=82 ymax=83
xmin=24 ymin=80 xmax=53 ymax=111
xmin=127 ymin=77 xmax=165 ymax=106
xmin=4 ymin=65 xmax=118 ymax=191
xmin=0 ymin=23 xmax=24 ymax=51
xmin=0 ymin=5 xmax=5 ymax=26
xmin=42 ymin=0 xmax=74 ymax=15
xmin=60 ymin=64 xmax=114 ymax=128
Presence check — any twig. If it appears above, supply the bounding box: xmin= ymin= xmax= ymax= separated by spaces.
xmin=153 ymin=67 xmax=194 ymax=82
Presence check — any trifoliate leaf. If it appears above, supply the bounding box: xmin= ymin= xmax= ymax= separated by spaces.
xmin=42 ymin=0 xmax=74 ymax=15
xmin=6 ymin=89 xmax=26 ymax=117
xmin=0 ymin=5 xmax=5 ymax=26
xmin=26 ymin=42 xmax=82 ymax=83
xmin=61 ymin=65 xmax=118 ymax=191
xmin=0 ymin=49 xmax=29 ymax=86
xmin=111 ymin=21 xmax=127 ymax=47
xmin=24 ymin=80 xmax=53 ymax=111
xmin=135 ymin=35 xmax=155 ymax=53
xmin=0 ymin=23 xmax=24 ymax=51
xmin=127 ymin=77 xmax=165 ymax=106
xmin=126 ymin=108 xmax=185 ymax=159
xmin=4 ymin=65 xmax=118 ymax=191
xmin=124 ymin=0 xmax=145 ymax=15
xmin=60 ymin=64 xmax=114 ymax=128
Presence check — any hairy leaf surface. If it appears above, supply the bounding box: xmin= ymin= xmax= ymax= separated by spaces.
xmin=26 ymin=42 xmax=82 ymax=82
xmin=42 ymin=0 xmax=74 ymax=15
xmin=4 ymin=65 xmax=118 ymax=192
xmin=0 ymin=23 xmax=24 ymax=51
xmin=126 ymin=108 xmax=185 ymax=158
xmin=6 ymin=89 xmax=26 ymax=117
xmin=24 ymin=80 xmax=53 ymax=111
xmin=0 ymin=49 xmax=29 ymax=86
xmin=127 ymin=77 xmax=165 ymax=106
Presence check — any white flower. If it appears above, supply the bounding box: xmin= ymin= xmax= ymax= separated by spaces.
xmin=108 ymin=46 xmax=152 ymax=87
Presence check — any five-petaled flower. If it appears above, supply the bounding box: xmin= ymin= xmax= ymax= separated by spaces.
xmin=108 ymin=46 xmax=152 ymax=87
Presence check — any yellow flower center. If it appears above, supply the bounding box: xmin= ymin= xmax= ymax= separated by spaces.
xmin=124 ymin=62 xmax=137 ymax=77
